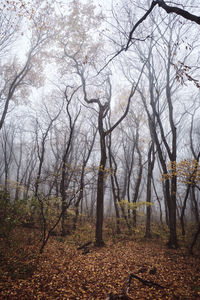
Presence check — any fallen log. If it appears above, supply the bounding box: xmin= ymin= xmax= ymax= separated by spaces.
xmin=77 ymin=241 xmax=92 ymax=250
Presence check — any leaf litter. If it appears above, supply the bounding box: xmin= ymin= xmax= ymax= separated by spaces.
xmin=0 ymin=236 xmax=200 ymax=299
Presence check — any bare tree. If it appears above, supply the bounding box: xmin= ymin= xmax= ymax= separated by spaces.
xmin=59 ymin=87 xmax=81 ymax=236
xmin=0 ymin=0 xmax=53 ymax=131
xmin=0 ymin=123 xmax=15 ymax=191
xmin=34 ymin=101 xmax=63 ymax=197
xmin=73 ymin=128 xmax=98 ymax=230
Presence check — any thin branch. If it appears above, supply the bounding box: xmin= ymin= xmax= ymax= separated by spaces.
xmin=126 ymin=1 xmax=157 ymax=50
xmin=105 ymin=60 xmax=147 ymax=136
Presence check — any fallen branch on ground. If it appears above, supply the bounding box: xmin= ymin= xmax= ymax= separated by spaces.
xmin=77 ymin=241 xmax=92 ymax=250
xmin=104 ymin=271 xmax=166 ymax=299
xmin=130 ymin=273 xmax=165 ymax=288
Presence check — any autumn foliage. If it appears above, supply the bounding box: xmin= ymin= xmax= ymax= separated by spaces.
xmin=163 ymin=159 xmax=200 ymax=185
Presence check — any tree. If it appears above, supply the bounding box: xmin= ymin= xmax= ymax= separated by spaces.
xmin=0 ymin=0 xmax=54 ymax=131
xmin=73 ymin=128 xmax=97 ymax=230
xmin=178 ymin=107 xmax=200 ymax=237
xmin=0 ymin=123 xmax=15 ymax=191
xmin=59 ymin=88 xmax=81 ymax=236
xmin=145 ymin=142 xmax=155 ymax=238
xmin=34 ymin=101 xmax=63 ymax=197
xmin=124 ymin=14 xmax=192 ymax=247
xmin=52 ymin=0 xmax=144 ymax=245
xmin=65 ymin=50 xmax=146 ymax=245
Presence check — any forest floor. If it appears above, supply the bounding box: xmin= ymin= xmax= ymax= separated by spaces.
xmin=0 ymin=224 xmax=200 ymax=299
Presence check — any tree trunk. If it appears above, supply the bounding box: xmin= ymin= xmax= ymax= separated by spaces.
xmin=190 ymin=222 xmax=200 ymax=254
xmin=152 ymin=176 xmax=163 ymax=226
xmin=132 ymin=141 xmax=143 ymax=228
xmin=180 ymin=184 xmax=190 ymax=236
xmin=111 ymin=147 xmax=132 ymax=234
xmin=107 ymin=135 xmax=121 ymax=234
xmin=145 ymin=143 xmax=155 ymax=238
xmin=191 ymin=187 xmax=199 ymax=224
xmin=95 ymin=132 xmax=106 ymax=246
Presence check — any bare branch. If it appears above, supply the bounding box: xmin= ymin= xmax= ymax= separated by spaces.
xmin=157 ymin=0 xmax=200 ymax=25
xmin=105 ymin=60 xmax=147 ymax=135
xmin=126 ymin=1 xmax=157 ymax=50
xmin=126 ymin=0 xmax=200 ymax=50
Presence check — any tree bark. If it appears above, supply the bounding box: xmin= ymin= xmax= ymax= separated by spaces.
xmin=145 ymin=143 xmax=155 ymax=238
xmin=95 ymin=129 xmax=106 ymax=246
